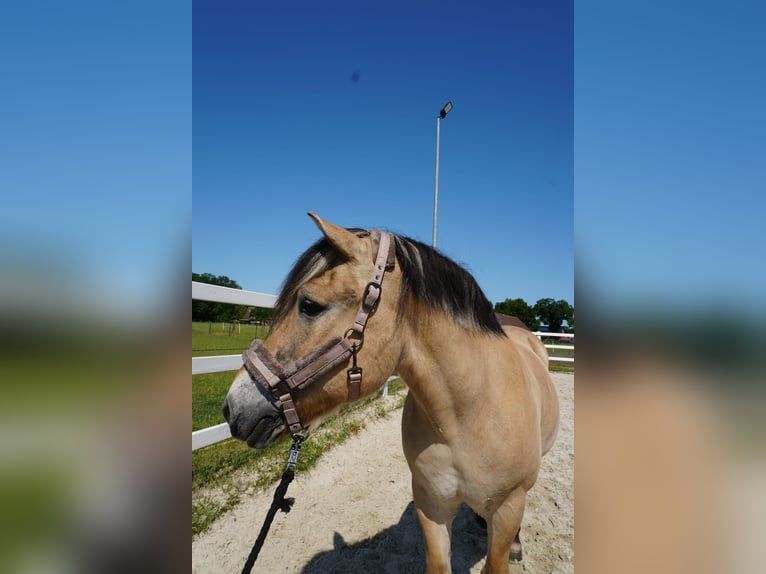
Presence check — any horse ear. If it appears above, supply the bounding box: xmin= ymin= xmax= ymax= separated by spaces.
xmin=308 ymin=212 xmax=365 ymax=262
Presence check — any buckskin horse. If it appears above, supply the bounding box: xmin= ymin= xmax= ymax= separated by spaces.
xmin=223 ymin=213 xmax=560 ymax=574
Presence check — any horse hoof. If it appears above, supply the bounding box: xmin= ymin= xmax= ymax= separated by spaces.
xmin=509 ymin=541 xmax=523 ymax=562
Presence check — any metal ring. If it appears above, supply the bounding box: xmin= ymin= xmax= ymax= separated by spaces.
xmin=343 ymin=327 xmax=364 ymax=347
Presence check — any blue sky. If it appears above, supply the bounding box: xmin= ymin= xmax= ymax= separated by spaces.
xmin=576 ymin=0 xmax=766 ymax=315
xmin=192 ymin=0 xmax=574 ymax=307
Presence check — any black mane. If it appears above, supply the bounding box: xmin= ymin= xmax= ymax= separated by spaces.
xmin=393 ymin=235 xmax=505 ymax=336
xmin=273 ymin=229 xmax=505 ymax=337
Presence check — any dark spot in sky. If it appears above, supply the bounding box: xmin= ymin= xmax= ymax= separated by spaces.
xmin=350 ymin=71 xmax=360 ymax=83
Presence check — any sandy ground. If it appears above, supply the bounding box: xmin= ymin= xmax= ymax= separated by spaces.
xmin=192 ymin=372 xmax=573 ymax=573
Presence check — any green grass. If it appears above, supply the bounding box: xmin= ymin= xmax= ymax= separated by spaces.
xmin=192 ymin=370 xmax=240 ymax=431
xmin=192 ymin=321 xmax=269 ymax=357
xmin=550 ymin=364 xmax=575 ymax=373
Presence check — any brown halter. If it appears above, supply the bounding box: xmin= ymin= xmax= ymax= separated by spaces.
xmin=242 ymin=229 xmax=396 ymax=436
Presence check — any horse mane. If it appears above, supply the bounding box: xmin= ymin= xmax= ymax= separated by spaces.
xmin=393 ymin=235 xmax=505 ymax=336
xmin=273 ymin=229 xmax=505 ymax=337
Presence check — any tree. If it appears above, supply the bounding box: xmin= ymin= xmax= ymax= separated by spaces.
xmin=493 ymin=298 xmax=540 ymax=331
xmin=192 ymin=272 xmax=247 ymax=322
xmin=533 ymin=298 xmax=573 ymax=333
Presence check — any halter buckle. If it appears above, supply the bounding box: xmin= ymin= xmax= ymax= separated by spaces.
xmin=362 ymin=281 xmax=382 ymax=313
xmin=347 ymin=343 xmax=363 ymax=401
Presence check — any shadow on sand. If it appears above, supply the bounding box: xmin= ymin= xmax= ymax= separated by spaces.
xmin=300 ymin=502 xmax=487 ymax=574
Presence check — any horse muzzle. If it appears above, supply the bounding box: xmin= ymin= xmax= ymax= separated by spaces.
xmin=241 ymin=337 xmax=356 ymax=436
xmin=222 ymin=368 xmax=286 ymax=448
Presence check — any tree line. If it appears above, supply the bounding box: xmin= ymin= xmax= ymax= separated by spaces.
xmin=493 ymin=297 xmax=574 ymax=333
xmin=193 ymin=273 xmax=573 ymax=332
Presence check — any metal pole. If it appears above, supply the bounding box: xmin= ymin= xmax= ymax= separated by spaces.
xmin=432 ymin=115 xmax=441 ymax=248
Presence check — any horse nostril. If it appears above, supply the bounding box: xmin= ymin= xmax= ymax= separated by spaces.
xmin=222 ymin=399 xmax=231 ymax=423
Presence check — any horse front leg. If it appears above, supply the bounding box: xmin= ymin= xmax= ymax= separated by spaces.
xmin=402 ymin=393 xmax=459 ymax=573
xmin=412 ymin=480 xmax=458 ymax=574
xmin=482 ymin=488 xmax=527 ymax=574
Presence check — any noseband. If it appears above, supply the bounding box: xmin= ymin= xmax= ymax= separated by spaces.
xmin=242 ymin=229 xmax=396 ymax=436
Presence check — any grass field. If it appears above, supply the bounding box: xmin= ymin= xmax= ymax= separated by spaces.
xmin=192 ymin=321 xmax=270 ymax=357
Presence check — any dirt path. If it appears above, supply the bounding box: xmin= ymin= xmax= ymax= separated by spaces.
xmin=192 ymin=373 xmax=573 ymax=573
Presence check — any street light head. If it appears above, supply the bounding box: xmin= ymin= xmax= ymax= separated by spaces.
xmin=439 ymin=101 xmax=453 ymax=119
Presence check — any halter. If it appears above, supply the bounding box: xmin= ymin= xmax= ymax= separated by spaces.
xmin=242 ymin=229 xmax=396 ymax=436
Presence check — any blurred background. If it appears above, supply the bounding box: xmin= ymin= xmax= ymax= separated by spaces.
xmin=1 ymin=0 xmax=764 ymax=573
xmin=0 ymin=1 xmax=190 ymax=572
xmin=576 ymin=1 xmax=766 ymax=572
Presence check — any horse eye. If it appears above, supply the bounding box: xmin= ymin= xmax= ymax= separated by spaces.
xmin=299 ymin=296 xmax=326 ymax=318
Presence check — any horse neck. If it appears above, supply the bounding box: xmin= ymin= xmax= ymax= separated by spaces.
xmin=396 ymin=308 xmax=491 ymax=428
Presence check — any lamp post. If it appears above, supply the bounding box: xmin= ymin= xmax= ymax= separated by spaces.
xmin=432 ymin=101 xmax=453 ymax=248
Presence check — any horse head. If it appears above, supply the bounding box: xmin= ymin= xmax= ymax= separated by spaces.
xmin=222 ymin=213 xmax=402 ymax=448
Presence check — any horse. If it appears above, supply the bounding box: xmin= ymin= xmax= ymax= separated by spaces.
xmin=222 ymin=213 xmax=560 ymax=574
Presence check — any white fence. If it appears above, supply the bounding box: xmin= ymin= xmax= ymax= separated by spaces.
xmin=532 ymin=332 xmax=575 ymax=363
xmin=192 ymin=282 xmax=574 ymax=451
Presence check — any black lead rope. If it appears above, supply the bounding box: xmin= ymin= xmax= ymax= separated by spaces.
xmin=241 ymin=434 xmax=304 ymax=574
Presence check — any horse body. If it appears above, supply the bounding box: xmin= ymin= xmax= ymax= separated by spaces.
xmin=398 ymin=313 xmax=558 ymax=573
xmin=223 ymin=214 xmax=559 ymax=574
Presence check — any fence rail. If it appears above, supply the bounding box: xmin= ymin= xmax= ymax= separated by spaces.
xmin=192 ymin=283 xmax=574 ymax=450
xmin=192 ymin=281 xmax=277 ymax=308
xmin=192 ymin=354 xmax=244 ymax=375
xmin=532 ymin=332 xmax=575 ymax=363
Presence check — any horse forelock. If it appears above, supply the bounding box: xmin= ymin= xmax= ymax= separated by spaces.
xmin=273 ymin=229 xmax=369 ymax=326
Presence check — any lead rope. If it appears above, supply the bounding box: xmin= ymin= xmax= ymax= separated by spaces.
xmin=240 ymin=434 xmax=304 ymax=574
